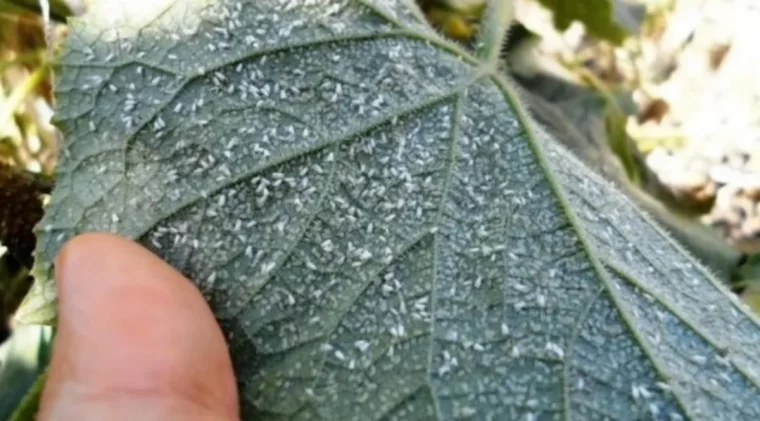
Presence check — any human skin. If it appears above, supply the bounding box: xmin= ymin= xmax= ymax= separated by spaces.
xmin=38 ymin=233 xmax=239 ymax=420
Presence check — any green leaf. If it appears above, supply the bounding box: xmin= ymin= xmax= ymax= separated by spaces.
xmin=8 ymin=369 xmax=48 ymax=421
xmin=514 ymin=74 xmax=745 ymax=285
xmin=22 ymin=0 xmax=760 ymax=419
xmin=536 ymin=0 xmax=643 ymax=45
xmin=0 ymin=325 xmax=53 ymax=421
xmin=734 ymin=254 xmax=760 ymax=288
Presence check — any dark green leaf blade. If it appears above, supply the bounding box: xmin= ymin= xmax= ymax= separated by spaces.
xmin=543 ymin=134 xmax=760 ymax=420
xmin=21 ymin=0 xmax=760 ymax=420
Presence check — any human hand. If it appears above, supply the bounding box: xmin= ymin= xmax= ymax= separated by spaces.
xmin=38 ymin=233 xmax=239 ymax=420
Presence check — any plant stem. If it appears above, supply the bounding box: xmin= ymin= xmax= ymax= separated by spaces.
xmin=476 ymin=0 xmax=513 ymax=67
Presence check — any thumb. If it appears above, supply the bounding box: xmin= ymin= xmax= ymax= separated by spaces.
xmin=38 ymin=233 xmax=239 ymax=420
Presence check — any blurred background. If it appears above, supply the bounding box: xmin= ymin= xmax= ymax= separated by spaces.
xmin=2 ymin=0 xmax=760 ymax=415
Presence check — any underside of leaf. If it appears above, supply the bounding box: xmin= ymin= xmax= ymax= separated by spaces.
xmin=23 ymin=0 xmax=760 ymax=419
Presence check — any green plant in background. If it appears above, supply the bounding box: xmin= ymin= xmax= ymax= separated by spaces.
xmin=575 ymin=66 xmax=644 ymax=186
xmin=0 ymin=0 xmax=72 ymax=22
xmin=0 ymin=0 xmax=62 ymax=346
xmin=0 ymin=325 xmax=52 ymax=421
xmin=0 ymin=9 xmax=60 ymax=174
xmin=0 ymin=3 xmax=70 ymax=418
xmin=420 ymin=0 xmax=644 ymax=46
xmin=536 ymin=0 xmax=644 ymax=45
xmin=6 ymin=0 xmax=760 ymax=420
xmin=418 ymin=0 xmax=488 ymax=40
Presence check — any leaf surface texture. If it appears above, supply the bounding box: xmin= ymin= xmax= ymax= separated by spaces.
xmin=26 ymin=0 xmax=760 ymax=419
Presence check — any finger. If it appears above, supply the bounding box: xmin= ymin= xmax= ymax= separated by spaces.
xmin=39 ymin=232 xmax=239 ymax=421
